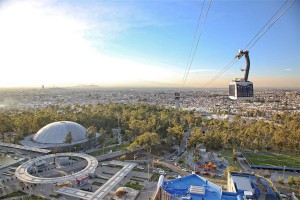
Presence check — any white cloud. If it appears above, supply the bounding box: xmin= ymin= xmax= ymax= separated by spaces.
xmin=283 ymin=68 xmax=292 ymax=71
xmin=190 ymin=69 xmax=220 ymax=72
xmin=0 ymin=0 xmax=177 ymax=87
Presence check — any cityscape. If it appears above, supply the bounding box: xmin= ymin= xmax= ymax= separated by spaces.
xmin=0 ymin=0 xmax=299 ymax=199
xmin=0 ymin=87 xmax=299 ymax=200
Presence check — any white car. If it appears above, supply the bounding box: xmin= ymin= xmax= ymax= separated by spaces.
xmin=158 ymin=170 xmax=166 ymax=175
xmin=101 ymin=162 xmax=109 ymax=166
xmin=136 ymin=165 xmax=145 ymax=170
xmin=182 ymin=168 xmax=188 ymax=172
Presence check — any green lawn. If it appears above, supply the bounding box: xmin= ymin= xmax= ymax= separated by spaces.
xmin=124 ymin=181 xmax=144 ymax=190
xmin=92 ymin=182 xmax=103 ymax=186
xmin=243 ymin=152 xmax=300 ymax=168
xmin=220 ymin=150 xmax=242 ymax=170
xmin=0 ymin=191 xmax=26 ymax=199
xmin=88 ymin=144 xmax=127 ymax=157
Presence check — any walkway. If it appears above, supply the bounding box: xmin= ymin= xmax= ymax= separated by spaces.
xmin=57 ymin=187 xmax=94 ymax=199
xmin=177 ymin=130 xmax=191 ymax=155
xmin=15 ymin=153 xmax=98 ymax=184
xmin=57 ymin=160 xmax=137 ymax=200
xmin=0 ymin=141 xmax=51 ymax=154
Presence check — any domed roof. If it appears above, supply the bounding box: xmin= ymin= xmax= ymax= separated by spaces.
xmin=33 ymin=121 xmax=87 ymax=144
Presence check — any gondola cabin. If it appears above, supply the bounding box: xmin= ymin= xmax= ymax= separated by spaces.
xmin=229 ymin=78 xmax=253 ymax=100
xmin=229 ymin=50 xmax=254 ymax=100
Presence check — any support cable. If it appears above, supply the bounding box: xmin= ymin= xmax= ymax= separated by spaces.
xmin=203 ymin=0 xmax=296 ymax=87
xmin=182 ymin=0 xmax=212 ymax=88
xmin=181 ymin=0 xmax=206 ymax=88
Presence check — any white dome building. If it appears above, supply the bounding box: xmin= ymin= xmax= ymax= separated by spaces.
xmin=20 ymin=121 xmax=99 ymax=151
xmin=33 ymin=121 xmax=87 ymax=144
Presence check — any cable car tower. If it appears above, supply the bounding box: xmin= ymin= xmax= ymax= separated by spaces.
xmin=229 ymin=50 xmax=254 ymax=100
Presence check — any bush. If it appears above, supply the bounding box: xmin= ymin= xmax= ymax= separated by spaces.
xmin=278 ymin=176 xmax=284 ymax=185
xmin=120 ymin=155 xmax=126 ymax=161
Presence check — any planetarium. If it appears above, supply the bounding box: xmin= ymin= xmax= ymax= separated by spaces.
xmin=20 ymin=121 xmax=99 ymax=151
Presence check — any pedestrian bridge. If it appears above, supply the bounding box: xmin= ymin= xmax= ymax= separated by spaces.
xmin=57 ymin=160 xmax=137 ymax=200
xmin=15 ymin=153 xmax=98 ymax=184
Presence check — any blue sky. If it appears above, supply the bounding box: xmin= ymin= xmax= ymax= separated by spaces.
xmin=0 ymin=0 xmax=299 ymax=88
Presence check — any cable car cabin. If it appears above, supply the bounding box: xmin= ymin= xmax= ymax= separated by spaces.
xmin=229 ymin=50 xmax=254 ymax=100
xmin=229 ymin=79 xmax=253 ymax=100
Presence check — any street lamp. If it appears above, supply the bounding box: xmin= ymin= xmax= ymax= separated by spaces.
xmin=148 ymin=164 xmax=150 ymax=181
xmin=283 ymin=166 xmax=286 ymax=178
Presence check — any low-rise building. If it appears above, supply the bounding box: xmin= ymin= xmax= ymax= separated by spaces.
xmin=154 ymin=172 xmax=278 ymax=200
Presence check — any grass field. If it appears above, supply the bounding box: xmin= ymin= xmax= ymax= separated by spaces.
xmin=243 ymin=152 xmax=300 ymax=169
xmin=220 ymin=150 xmax=242 ymax=170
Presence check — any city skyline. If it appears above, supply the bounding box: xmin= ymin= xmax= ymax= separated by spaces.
xmin=0 ymin=0 xmax=299 ymax=88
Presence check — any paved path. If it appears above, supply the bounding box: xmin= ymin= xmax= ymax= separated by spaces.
xmin=57 ymin=160 xmax=137 ymax=200
xmin=177 ymin=130 xmax=191 ymax=155
xmin=15 ymin=153 xmax=98 ymax=184
xmin=0 ymin=141 xmax=51 ymax=154
xmin=238 ymin=158 xmax=252 ymax=172
xmin=90 ymin=161 xmax=136 ymax=199
xmin=136 ymin=182 xmax=157 ymax=200
xmin=57 ymin=187 xmax=94 ymax=199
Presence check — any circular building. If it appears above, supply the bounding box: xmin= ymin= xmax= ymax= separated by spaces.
xmin=20 ymin=121 xmax=99 ymax=151
xmin=33 ymin=121 xmax=87 ymax=144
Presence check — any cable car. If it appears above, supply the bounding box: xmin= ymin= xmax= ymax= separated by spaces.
xmin=229 ymin=50 xmax=254 ymax=100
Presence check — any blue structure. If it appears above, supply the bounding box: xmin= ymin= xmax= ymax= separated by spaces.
xmin=158 ymin=174 xmax=243 ymax=200
xmin=228 ymin=172 xmax=278 ymax=200
xmin=157 ymin=173 xmax=278 ymax=200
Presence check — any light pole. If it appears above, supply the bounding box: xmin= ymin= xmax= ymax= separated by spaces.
xmin=148 ymin=164 xmax=150 ymax=181
xmin=283 ymin=166 xmax=286 ymax=179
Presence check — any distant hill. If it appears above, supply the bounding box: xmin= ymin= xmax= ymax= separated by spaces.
xmin=69 ymin=84 xmax=102 ymax=89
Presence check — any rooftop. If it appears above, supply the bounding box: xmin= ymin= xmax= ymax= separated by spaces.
xmin=230 ymin=172 xmax=278 ymax=200
xmin=161 ymin=174 xmax=242 ymax=200
xmin=159 ymin=172 xmax=278 ymax=200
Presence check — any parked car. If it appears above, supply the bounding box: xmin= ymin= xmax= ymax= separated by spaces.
xmin=201 ymin=171 xmax=210 ymax=175
xmin=182 ymin=168 xmax=188 ymax=172
xmin=158 ymin=170 xmax=166 ymax=175
xmin=136 ymin=165 xmax=145 ymax=170
xmin=101 ymin=162 xmax=109 ymax=166
xmin=279 ymin=193 xmax=288 ymax=199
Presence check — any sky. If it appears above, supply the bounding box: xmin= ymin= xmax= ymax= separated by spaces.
xmin=0 ymin=0 xmax=299 ymax=88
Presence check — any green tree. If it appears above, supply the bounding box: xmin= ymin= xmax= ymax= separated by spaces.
xmin=294 ymin=177 xmax=300 ymax=196
xmin=233 ymin=148 xmax=237 ymax=163
xmin=287 ymin=176 xmax=295 ymax=191
xmin=120 ymin=155 xmax=126 ymax=161
xmin=166 ymin=125 xmax=184 ymax=146
xmin=278 ymin=176 xmax=284 ymax=185
xmin=0 ymin=115 xmax=11 ymax=142
xmin=128 ymin=132 xmax=160 ymax=154
xmin=64 ymin=131 xmax=72 ymax=144
xmin=188 ymin=127 xmax=203 ymax=148
xmin=87 ymin=126 xmax=97 ymax=139
xmin=224 ymin=166 xmax=237 ymax=178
